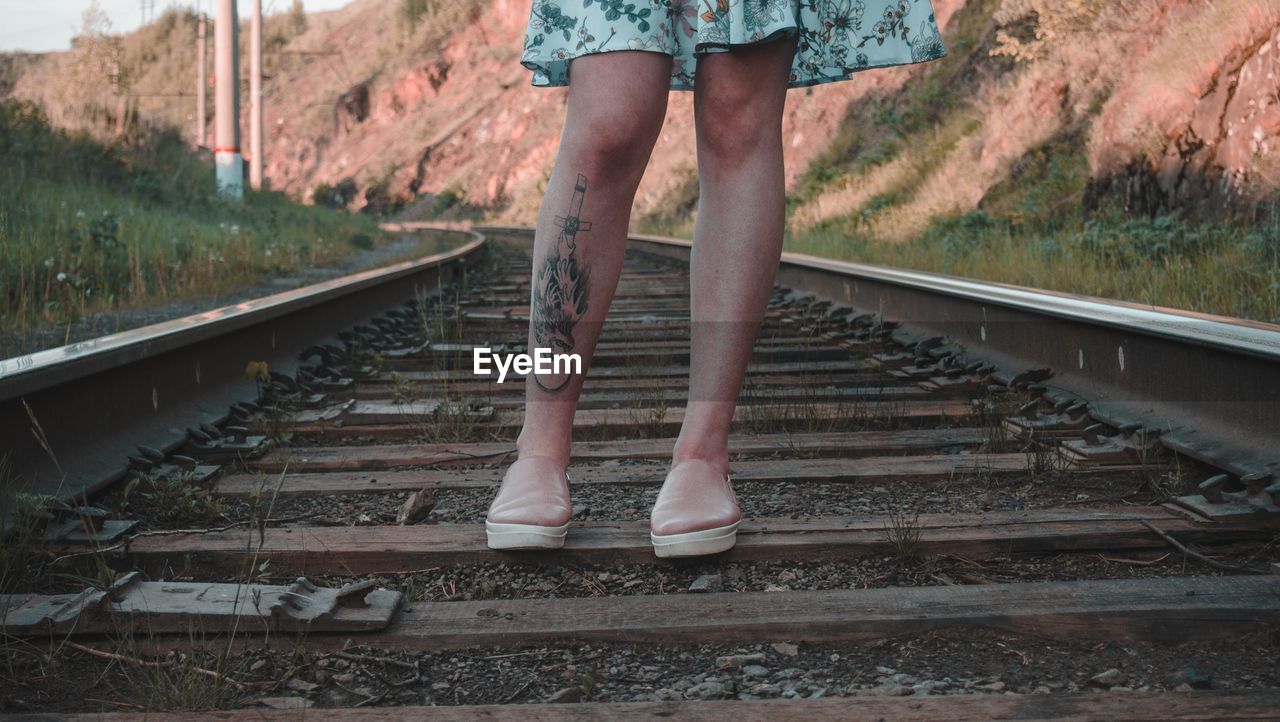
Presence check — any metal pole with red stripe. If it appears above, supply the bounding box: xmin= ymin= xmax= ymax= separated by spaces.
xmin=214 ymin=0 xmax=243 ymax=199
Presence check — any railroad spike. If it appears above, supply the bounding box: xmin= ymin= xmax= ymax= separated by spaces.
xmin=1199 ymin=474 xmax=1229 ymax=504
xmin=127 ymin=455 xmax=153 ymax=471
xmin=136 ymin=445 xmax=165 ymax=462
xmin=224 ymin=425 xmax=251 ymax=442
xmin=1080 ymin=423 xmax=1106 ymax=446
xmin=169 ymin=454 xmax=198 ymax=470
xmin=299 ymin=345 xmax=325 ymax=362
xmin=1010 ymin=368 xmax=1054 ymax=387
xmin=336 ymin=579 xmax=380 ymax=608
xmin=1242 ymin=472 xmax=1271 ymax=496
xmin=1018 ymin=400 xmax=1040 ymax=420
xmin=1265 ymin=481 xmax=1280 ymax=506
xmin=71 ymin=506 xmax=109 ymax=531
xmin=269 ymin=371 xmax=298 ymax=391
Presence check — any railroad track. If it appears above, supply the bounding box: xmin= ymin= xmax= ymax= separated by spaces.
xmin=2 ymin=224 xmax=1279 ymax=718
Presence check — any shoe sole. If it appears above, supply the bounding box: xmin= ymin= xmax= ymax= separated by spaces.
xmin=485 ymin=520 xmax=570 ymax=550
xmin=650 ymin=520 xmax=740 ymax=558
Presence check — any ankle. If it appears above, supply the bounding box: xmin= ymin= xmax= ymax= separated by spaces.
xmin=515 ymin=430 xmax=571 ymax=468
xmin=670 ymin=445 xmax=730 ymax=478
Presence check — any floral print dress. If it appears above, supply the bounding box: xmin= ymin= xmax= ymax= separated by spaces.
xmin=521 ymin=0 xmax=946 ymax=91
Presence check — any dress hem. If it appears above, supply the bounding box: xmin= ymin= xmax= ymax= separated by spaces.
xmin=521 ymin=44 xmax=948 ymax=92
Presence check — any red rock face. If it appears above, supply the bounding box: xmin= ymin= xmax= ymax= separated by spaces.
xmin=5 ymin=0 xmax=1273 ymax=224
xmin=1087 ymin=7 xmax=1280 ymax=220
xmin=1166 ymin=25 xmax=1280 ymax=217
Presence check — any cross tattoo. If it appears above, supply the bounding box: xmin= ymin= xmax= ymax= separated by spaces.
xmin=553 ymin=173 xmax=593 ymax=252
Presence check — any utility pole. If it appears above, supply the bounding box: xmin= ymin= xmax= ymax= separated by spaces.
xmin=110 ymin=59 xmax=128 ymax=137
xmin=249 ymin=0 xmax=264 ymax=190
xmin=195 ymin=12 xmax=207 ymax=148
xmin=214 ymin=0 xmax=243 ymax=200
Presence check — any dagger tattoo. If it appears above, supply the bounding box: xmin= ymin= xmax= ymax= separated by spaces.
xmin=532 ymin=172 xmax=593 ymax=393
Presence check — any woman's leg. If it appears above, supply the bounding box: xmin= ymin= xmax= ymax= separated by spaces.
xmin=490 ymin=50 xmax=672 ymax=542
xmin=649 ymin=36 xmax=796 ymax=555
xmin=514 ymin=50 xmax=672 ymax=463
xmin=674 ymin=36 xmax=797 ymax=475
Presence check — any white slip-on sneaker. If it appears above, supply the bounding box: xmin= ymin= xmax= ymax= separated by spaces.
xmin=650 ymin=459 xmax=741 ymax=558
xmin=485 ymin=456 xmax=573 ymax=550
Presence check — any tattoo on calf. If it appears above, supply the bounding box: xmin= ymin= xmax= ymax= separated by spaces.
xmin=532 ymin=172 xmax=593 ymax=393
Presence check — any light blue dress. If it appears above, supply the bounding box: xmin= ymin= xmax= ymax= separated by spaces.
xmin=521 ymin=0 xmax=947 ymax=91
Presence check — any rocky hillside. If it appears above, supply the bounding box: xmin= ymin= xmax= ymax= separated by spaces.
xmin=3 ymin=0 xmax=1277 ymax=231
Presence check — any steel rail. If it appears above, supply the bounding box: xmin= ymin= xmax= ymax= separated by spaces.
xmin=0 ymin=226 xmax=485 ymax=509
xmin=478 ymin=225 xmax=1280 ymax=479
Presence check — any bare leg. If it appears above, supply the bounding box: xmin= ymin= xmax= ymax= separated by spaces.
xmin=515 ymin=50 xmax=671 ymax=464
xmin=674 ymin=36 xmax=797 ymax=475
xmin=649 ymin=36 xmax=797 ymax=555
xmin=487 ymin=50 xmax=671 ymax=547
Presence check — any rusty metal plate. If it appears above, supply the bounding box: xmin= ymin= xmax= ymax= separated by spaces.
xmin=1 ymin=573 xmax=401 ymax=637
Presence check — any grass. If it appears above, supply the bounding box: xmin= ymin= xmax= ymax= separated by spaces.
xmin=405 ymin=282 xmax=503 ymax=444
xmin=972 ymin=386 xmax=1029 ymax=453
xmin=620 ymin=348 xmax=678 ymax=440
xmin=882 ymin=506 xmax=925 ymax=569
xmin=97 ymin=640 xmax=245 ymax=712
xmin=0 ymin=463 xmax=291 ymax=712
xmin=113 ymin=471 xmax=228 ymax=527
xmin=0 ymin=99 xmax=390 ymax=357
xmin=786 ymin=203 xmax=1280 ymax=322
xmin=0 ymin=492 xmax=61 ymax=596
xmin=1019 ymin=428 xmax=1068 ymax=482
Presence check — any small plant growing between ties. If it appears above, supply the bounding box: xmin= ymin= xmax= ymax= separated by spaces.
xmin=623 ymin=352 xmax=672 ymax=439
xmin=116 ymin=470 xmax=227 ymax=526
xmin=406 ymin=281 xmax=499 ymax=443
xmin=243 ymin=360 xmax=295 ymax=447
xmin=0 ymin=492 xmax=59 ymax=596
xmin=1144 ymin=447 xmax=1185 ymax=500
xmin=883 ymin=506 xmax=925 ymax=569
xmin=390 ymin=370 xmax=421 ymax=404
xmin=1021 ymin=427 xmax=1066 ymax=481
xmin=972 ymin=385 xmax=1029 ymax=453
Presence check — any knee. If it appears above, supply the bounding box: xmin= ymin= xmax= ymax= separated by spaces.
xmin=696 ymin=88 xmax=781 ymax=168
xmin=562 ymin=102 xmax=666 ymax=177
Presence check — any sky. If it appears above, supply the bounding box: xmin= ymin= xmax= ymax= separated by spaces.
xmin=0 ymin=0 xmax=355 ymax=53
